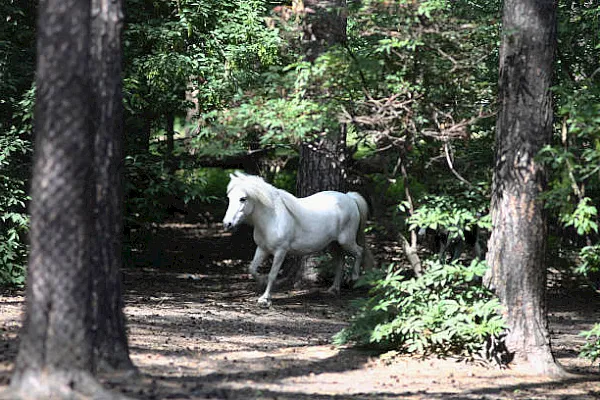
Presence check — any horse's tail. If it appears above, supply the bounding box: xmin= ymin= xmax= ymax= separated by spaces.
xmin=347 ymin=192 xmax=375 ymax=270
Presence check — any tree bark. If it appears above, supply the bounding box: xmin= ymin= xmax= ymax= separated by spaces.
xmin=6 ymin=0 xmax=133 ymax=397
xmin=301 ymin=0 xmax=347 ymax=63
xmin=89 ymin=0 xmax=136 ymax=375
xmin=10 ymin=0 xmax=98 ymax=394
xmin=485 ymin=0 xmax=564 ymax=376
xmin=292 ymin=0 xmax=349 ymax=286
xmin=297 ymin=0 xmax=349 ymax=195
xmin=297 ymin=130 xmax=347 ymax=197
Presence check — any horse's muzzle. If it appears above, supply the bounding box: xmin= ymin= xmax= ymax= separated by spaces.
xmin=223 ymin=221 xmax=240 ymax=232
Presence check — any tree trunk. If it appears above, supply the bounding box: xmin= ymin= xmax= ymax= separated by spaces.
xmin=297 ymin=130 xmax=347 ymax=197
xmin=292 ymin=0 xmax=349 ymax=286
xmin=165 ymin=112 xmax=177 ymax=172
xmin=485 ymin=0 xmax=564 ymax=376
xmin=9 ymin=0 xmax=99 ymax=395
xmin=89 ymin=0 xmax=136 ymax=375
xmin=184 ymin=78 xmax=200 ymax=137
xmin=6 ymin=0 xmax=132 ymax=397
xmin=301 ymin=0 xmax=347 ymax=63
xmin=297 ymin=0 xmax=349 ymax=195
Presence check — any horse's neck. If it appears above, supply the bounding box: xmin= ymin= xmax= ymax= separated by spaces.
xmin=276 ymin=189 xmax=307 ymax=222
xmin=247 ymin=194 xmax=280 ymax=231
xmin=248 ymin=189 xmax=299 ymax=232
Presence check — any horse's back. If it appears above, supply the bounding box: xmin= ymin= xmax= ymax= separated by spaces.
xmin=277 ymin=190 xmax=360 ymax=252
xmin=295 ymin=191 xmax=357 ymax=215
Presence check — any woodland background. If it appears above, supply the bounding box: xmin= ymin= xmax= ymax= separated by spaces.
xmin=1 ymin=0 xmax=600 ymax=376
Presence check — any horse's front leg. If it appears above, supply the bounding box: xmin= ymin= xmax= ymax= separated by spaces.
xmin=258 ymin=250 xmax=286 ymax=307
xmin=249 ymin=247 xmax=268 ymax=279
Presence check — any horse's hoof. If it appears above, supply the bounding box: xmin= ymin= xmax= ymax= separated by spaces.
xmin=257 ymin=297 xmax=272 ymax=308
xmin=327 ymin=286 xmax=340 ymax=296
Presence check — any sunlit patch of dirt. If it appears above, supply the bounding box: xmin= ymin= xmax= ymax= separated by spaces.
xmin=0 ymin=221 xmax=599 ymax=399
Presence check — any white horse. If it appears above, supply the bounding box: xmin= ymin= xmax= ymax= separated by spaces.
xmin=223 ymin=172 xmax=374 ymax=306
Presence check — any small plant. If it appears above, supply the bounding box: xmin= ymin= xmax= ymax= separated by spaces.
xmin=0 ymin=89 xmax=33 ymax=286
xmin=124 ymin=154 xmax=216 ymax=228
xmin=579 ymin=323 xmax=600 ymax=364
xmin=334 ymin=259 xmax=505 ymax=358
xmin=407 ymin=194 xmax=491 ymax=244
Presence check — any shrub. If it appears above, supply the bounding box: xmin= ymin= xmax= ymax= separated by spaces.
xmin=124 ymin=155 xmax=220 ymax=227
xmin=334 ymin=259 xmax=505 ymax=358
xmin=0 ymin=89 xmax=33 ymax=286
xmin=580 ymin=323 xmax=600 ymax=364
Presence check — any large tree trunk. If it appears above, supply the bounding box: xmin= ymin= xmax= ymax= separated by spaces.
xmin=6 ymin=0 xmax=132 ymax=397
xmin=297 ymin=130 xmax=347 ymax=196
xmin=297 ymin=0 xmax=349 ymax=195
xmin=291 ymin=0 xmax=349 ymax=286
xmin=485 ymin=0 xmax=563 ymax=376
xmin=9 ymin=0 xmax=99 ymax=395
xmin=90 ymin=0 xmax=136 ymax=375
xmin=301 ymin=0 xmax=347 ymax=63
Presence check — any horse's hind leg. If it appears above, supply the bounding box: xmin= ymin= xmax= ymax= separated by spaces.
xmin=327 ymin=244 xmax=344 ymax=295
xmin=258 ymin=250 xmax=286 ymax=306
xmin=340 ymin=241 xmax=364 ymax=282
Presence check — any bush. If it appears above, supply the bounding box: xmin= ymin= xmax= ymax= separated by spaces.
xmin=124 ymin=155 xmax=220 ymax=227
xmin=580 ymin=323 xmax=600 ymax=364
xmin=334 ymin=259 xmax=505 ymax=358
xmin=0 ymin=90 xmax=33 ymax=286
xmin=0 ymin=171 xmax=29 ymax=286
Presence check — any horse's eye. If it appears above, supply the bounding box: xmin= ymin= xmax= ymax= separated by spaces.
xmin=240 ymin=197 xmax=247 ymax=203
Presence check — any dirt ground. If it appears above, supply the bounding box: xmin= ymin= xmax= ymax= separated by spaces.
xmin=1 ymin=219 xmax=599 ymax=399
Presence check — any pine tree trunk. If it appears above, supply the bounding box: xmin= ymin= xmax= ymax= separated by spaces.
xmin=292 ymin=0 xmax=349 ymax=286
xmin=10 ymin=0 xmax=98 ymax=394
xmin=89 ymin=0 xmax=136 ymax=375
xmin=296 ymin=130 xmax=347 ymax=197
xmin=297 ymin=0 xmax=349 ymax=195
xmin=485 ymin=0 xmax=564 ymax=376
xmin=6 ymin=0 xmax=133 ymax=397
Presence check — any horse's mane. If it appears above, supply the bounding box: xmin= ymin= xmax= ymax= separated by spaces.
xmin=227 ymin=172 xmax=278 ymax=209
xmin=228 ymin=172 xmax=309 ymax=219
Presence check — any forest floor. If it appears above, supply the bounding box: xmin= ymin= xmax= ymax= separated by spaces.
xmin=0 ymin=217 xmax=599 ymax=399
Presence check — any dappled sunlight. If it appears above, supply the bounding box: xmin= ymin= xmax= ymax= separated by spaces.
xmin=1 ymin=222 xmax=598 ymax=399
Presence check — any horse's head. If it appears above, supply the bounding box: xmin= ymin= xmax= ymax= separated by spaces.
xmin=223 ymin=182 xmax=255 ymax=231
xmin=223 ymin=172 xmax=275 ymax=231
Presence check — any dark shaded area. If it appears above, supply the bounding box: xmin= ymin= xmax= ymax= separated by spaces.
xmin=0 ymin=291 xmax=21 ymax=387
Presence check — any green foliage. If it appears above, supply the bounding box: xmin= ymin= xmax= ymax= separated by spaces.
xmin=0 ymin=146 xmax=29 ymax=286
xmin=334 ymin=260 xmax=505 ymax=357
xmin=579 ymin=323 xmax=600 ymax=364
xmin=124 ymin=154 xmax=215 ymax=226
xmin=271 ymin=170 xmax=296 ymax=194
xmin=192 ymin=49 xmax=349 ymax=153
xmin=576 ymin=245 xmax=600 ymax=278
xmin=540 ymin=83 xmax=600 ymax=219
xmin=0 ymin=1 xmax=35 ymax=286
xmin=560 ymin=197 xmax=598 ymax=236
xmin=539 ymin=42 xmax=600 ymax=286
xmin=124 ymin=0 xmax=283 ymax=119
xmin=0 ymin=89 xmax=34 ymax=286
xmin=405 ymin=193 xmax=490 ymax=242
xmin=0 ymin=0 xmax=36 ymax=126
